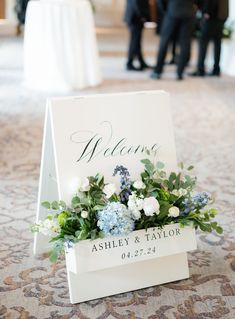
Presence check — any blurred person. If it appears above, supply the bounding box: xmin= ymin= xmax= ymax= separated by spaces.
xmin=190 ymin=0 xmax=229 ymax=76
xmin=15 ymin=0 xmax=30 ymax=34
xmin=157 ymin=0 xmax=178 ymax=64
xmin=151 ymin=0 xmax=197 ymax=80
xmin=124 ymin=0 xmax=150 ymax=71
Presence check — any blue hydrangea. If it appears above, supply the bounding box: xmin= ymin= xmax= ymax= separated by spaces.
xmin=97 ymin=202 xmax=134 ymax=236
xmin=180 ymin=192 xmax=210 ymax=215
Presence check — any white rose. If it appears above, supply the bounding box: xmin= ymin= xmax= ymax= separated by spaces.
xmin=143 ymin=197 xmax=160 ymax=216
xmin=81 ymin=210 xmax=89 ymax=219
xmin=168 ymin=206 xmax=180 ymax=217
xmin=133 ymin=180 xmax=146 ymax=190
xmin=79 ymin=178 xmax=90 ymax=192
xmin=103 ymin=183 xmax=116 ymax=198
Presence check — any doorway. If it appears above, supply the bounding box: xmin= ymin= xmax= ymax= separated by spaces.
xmin=0 ymin=0 xmax=6 ymax=19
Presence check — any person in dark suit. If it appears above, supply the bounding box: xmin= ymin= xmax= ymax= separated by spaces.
xmin=151 ymin=0 xmax=197 ymax=80
xmin=157 ymin=0 xmax=178 ymax=64
xmin=124 ymin=0 xmax=150 ymax=71
xmin=191 ymin=0 xmax=229 ymax=76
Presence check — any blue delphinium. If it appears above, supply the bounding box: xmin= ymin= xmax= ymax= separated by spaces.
xmin=97 ymin=202 xmax=134 ymax=236
xmin=180 ymin=192 xmax=210 ymax=215
xmin=113 ymin=165 xmax=131 ymax=201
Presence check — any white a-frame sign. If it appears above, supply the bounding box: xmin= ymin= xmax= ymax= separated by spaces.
xmin=35 ymin=91 xmax=195 ymax=303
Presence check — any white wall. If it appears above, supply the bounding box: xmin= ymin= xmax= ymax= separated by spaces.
xmin=93 ymin=0 xmax=125 ymax=27
xmin=228 ymin=0 xmax=235 ymax=22
xmin=6 ymin=0 xmax=17 ymax=23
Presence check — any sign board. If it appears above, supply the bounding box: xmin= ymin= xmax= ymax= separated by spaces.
xmin=35 ymin=90 xmax=177 ymax=253
xmin=34 ymin=91 xmax=193 ymax=303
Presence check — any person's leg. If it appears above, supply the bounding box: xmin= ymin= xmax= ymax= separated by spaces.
xmin=127 ymin=23 xmax=141 ymax=69
xmin=136 ymin=23 xmax=149 ymax=68
xmin=171 ymin=37 xmax=177 ymax=63
xmin=177 ymin=17 xmax=193 ymax=78
xmin=169 ymin=26 xmax=179 ymax=64
xmin=197 ymin=19 xmax=211 ymax=75
xmin=211 ymin=20 xmax=224 ymax=75
xmin=153 ymin=15 xmax=178 ymax=76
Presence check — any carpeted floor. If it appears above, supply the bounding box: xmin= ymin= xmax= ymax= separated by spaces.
xmin=0 ymin=33 xmax=235 ymax=318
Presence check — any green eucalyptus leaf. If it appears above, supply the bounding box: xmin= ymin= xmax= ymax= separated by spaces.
xmin=187 ymin=165 xmax=194 ymax=171
xmin=98 ymin=231 xmax=106 ymax=239
xmin=216 ymin=226 xmax=223 ymax=234
xmin=90 ymin=229 xmax=98 ymax=240
xmin=51 ymin=201 xmax=59 ymax=210
xmin=41 ymin=201 xmax=51 ymax=209
xmin=59 ymin=200 xmax=67 ymax=210
xmin=93 ymin=205 xmax=105 ymax=211
xmin=141 ymin=159 xmax=155 ymax=175
xmin=156 ymin=161 xmax=164 ymax=169
xmin=72 ymin=196 xmax=80 ymax=207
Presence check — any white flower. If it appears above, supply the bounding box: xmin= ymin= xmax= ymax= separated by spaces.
xmin=69 ymin=177 xmax=81 ymax=194
xmin=131 ymin=209 xmax=141 ymax=220
xmin=38 ymin=219 xmax=60 ymax=236
xmin=127 ymin=193 xmax=143 ymax=220
xmin=168 ymin=206 xmax=180 ymax=217
xmin=133 ymin=180 xmax=146 ymax=190
xmin=172 ymin=188 xmax=187 ymax=197
xmin=69 ymin=177 xmax=90 ymax=193
xmin=128 ymin=193 xmax=144 ymax=211
xmin=103 ymin=183 xmax=116 ymax=198
xmin=79 ymin=178 xmax=90 ymax=192
xmin=143 ymin=197 xmax=160 ymax=216
xmin=81 ymin=210 xmax=89 ymax=219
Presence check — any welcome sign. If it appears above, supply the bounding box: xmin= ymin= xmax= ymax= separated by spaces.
xmin=35 ymin=91 xmax=177 ymax=253
xmin=52 ymin=91 xmax=176 ymax=199
xmin=35 ymin=91 xmax=196 ymax=303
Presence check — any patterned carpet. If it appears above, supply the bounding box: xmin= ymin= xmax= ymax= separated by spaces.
xmin=0 ymin=36 xmax=235 ymax=318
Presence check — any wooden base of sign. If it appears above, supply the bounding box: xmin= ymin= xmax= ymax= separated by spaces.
xmin=66 ymin=252 xmax=189 ymax=304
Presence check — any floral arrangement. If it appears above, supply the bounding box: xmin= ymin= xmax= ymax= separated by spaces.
xmin=223 ymin=21 xmax=234 ymax=39
xmin=32 ymin=154 xmax=222 ymax=262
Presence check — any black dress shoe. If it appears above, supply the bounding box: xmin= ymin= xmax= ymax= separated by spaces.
xmin=150 ymin=71 xmax=161 ymax=79
xmin=140 ymin=62 xmax=153 ymax=69
xmin=189 ymin=70 xmax=205 ymax=77
xmin=126 ymin=64 xmax=143 ymax=71
xmin=208 ymin=70 xmax=221 ymax=76
xmin=177 ymin=74 xmax=184 ymax=80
